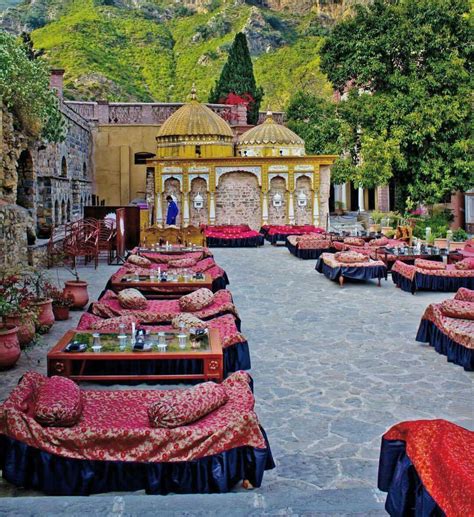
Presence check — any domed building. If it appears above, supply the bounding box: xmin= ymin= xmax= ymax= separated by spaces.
xmin=147 ymin=89 xmax=336 ymax=229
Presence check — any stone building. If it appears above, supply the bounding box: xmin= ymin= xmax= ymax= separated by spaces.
xmin=146 ymin=88 xmax=336 ymax=230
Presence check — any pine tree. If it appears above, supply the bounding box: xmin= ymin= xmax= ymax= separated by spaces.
xmin=209 ymin=32 xmax=263 ymax=125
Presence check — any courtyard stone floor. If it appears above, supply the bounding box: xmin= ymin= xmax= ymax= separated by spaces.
xmin=0 ymin=245 xmax=472 ymax=515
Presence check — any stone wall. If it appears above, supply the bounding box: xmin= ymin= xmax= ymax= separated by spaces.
xmin=0 ymin=204 xmax=31 ymax=267
xmin=216 ymin=172 xmax=261 ymax=230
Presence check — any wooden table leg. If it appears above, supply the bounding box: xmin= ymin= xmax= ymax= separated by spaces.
xmin=339 ymin=275 xmax=344 ymax=287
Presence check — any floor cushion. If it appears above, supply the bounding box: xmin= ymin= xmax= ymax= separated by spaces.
xmin=148 ymin=382 xmax=228 ymax=428
xmin=344 ymin=237 xmax=365 ymax=247
xmin=369 ymin=236 xmax=389 ymax=247
xmin=440 ymin=300 xmax=474 ymax=320
xmin=91 ymin=315 xmax=140 ymax=332
xmin=455 ymin=258 xmax=474 ymax=270
xmin=172 ymin=313 xmax=208 ymax=329
xmin=455 ymin=288 xmax=474 ymax=302
xmin=127 ymin=255 xmax=151 ymax=268
xmin=335 ymin=251 xmax=369 ymax=264
xmin=168 ymin=257 xmax=198 ymax=268
xmin=414 ymin=258 xmax=446 ymax=270
xmin=179 ymin=288 xmax=214 ymax=311
xmin=34 ymin=377 xmax=83 ymax=427
xmin=118 ymin=288 xmax=148 ymax=309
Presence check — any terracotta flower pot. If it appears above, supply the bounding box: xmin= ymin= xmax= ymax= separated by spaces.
xmin=5 ymin=314 xmax=35 ymax=348
xmin=449 ymin=241 xmax=466 ymax=251
xmin=32 ymin=299 xmax=55 ymax=334
xmin=63 ymin=281 xmax=89 ymax=310
xmin=53 ymin=305 xmax=70 ymax=321
xmin=0 ymin=325 xmax=21 ymax=369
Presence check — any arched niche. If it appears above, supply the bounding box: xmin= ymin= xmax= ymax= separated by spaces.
xmin=162 ymin=177 xmax=182 ymax=226
xmin=54 ymin=200 xmax=59 ymax=227
xmin=61 ymin=156 xmax=67 ymax=178
xmin=216 ymin=171 xmax=261 ymax=230
xmin=16 ymin=150 xmax=35 ymax=210
xmin=295 ymin=175 xmax=312 ymax=225
xmin=190 ymin=176 xmax=208 ymax=227
xmin=269 ymin=175 xmax=287 ymax=225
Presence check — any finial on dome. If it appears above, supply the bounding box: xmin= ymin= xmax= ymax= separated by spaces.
xmin=265 ymin=109 xmax=274 ymax=123
xmin=191 ymin=83 xmax=197 ymax=100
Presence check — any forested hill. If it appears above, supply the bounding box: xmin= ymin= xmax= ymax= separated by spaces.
xmin=0 ymin=0 xmax=369 ymax=107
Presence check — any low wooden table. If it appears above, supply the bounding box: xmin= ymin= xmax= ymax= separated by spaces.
xmin=47 ymin=329 xmax=223 ymax=383
xmin=110 ymin=272 xmax=213 ymax=298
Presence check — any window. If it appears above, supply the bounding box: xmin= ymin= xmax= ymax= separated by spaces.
xmin=134 ymin=152 xmax=155 ymax=165
xmin=61 ymin=156 xmax=67 ymax=177
xmin=195 ymin=145 xmax=201 ymax=157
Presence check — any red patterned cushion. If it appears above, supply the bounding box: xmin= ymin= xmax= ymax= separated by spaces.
xmin=415 ymin=259 xmax=446 ymax=270
xmin=34 ymin=377 xmax=83 ymax=427
xmin=127 ymin=254 xmax=151 ymax=268
xmin=344 ymin=237 xmax=365 ymax=247
xmin=455 ymin=258 xmax=474 ymax=270
xmin=118 ymin=288 xmax=148 ymax=309
xmin=148 ymin=382 xmax=228 ymax=428
xmin=455 ymin=288 xmax=474 ymax=302
xmin=179 ymin=288 xmax=214 ymax=311
xmin=335 ymin=251 xmax=369 ymax=264
xmin=91 ymin=315 xmax=140 ymax=332
xmin=369 ymin=236 xmax=389 ymax=247
xmin=168 ymin=257 xmax=197 ymax=268
xmin=193 ymin=258 xmax=215 ymax=273
xmin=172 ymin=313 xmax=208 ymax=329
xmin=440 ymin=300 xmax=474 ymax=320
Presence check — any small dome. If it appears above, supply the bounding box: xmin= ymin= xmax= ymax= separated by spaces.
xmin=157 ymin=86 xmax=233 ymax=142
xmin=238 ymin=112 xmax=304 ymax=146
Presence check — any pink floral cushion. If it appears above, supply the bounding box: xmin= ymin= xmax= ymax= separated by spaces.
xmin=193 ymin=258 xmax=215 ymax=273
xmin=455 ymin=258 xmax=474 ymax=270
xmin=335 ymin=251 xmax=369 ymax=264
xmin=118 ymin=288 xmax=148 ymax=309
xmin=91 ymin=315 xmax=140 ymax=332
xmin=34 ymin=377 xmax=83 ymax=427
xmin=168 ymin=257 xmax=198 ymax=268
xmin=171 ymin=313 xmax=208 ymax=329
xmin=440 ymin=300 xmax=474 ymax=320
xmin=127 ymin=254 xmax=151 ymax=268
xmin=148 ymin=382 xmax=228 ymax=428
xmin=455 ymin=288 xmax=474 ymax=302
xmin=179 ymin=288 xmax=214 ymax=311
xmin=415 ymin=259 xmax=446 ymax=270
xmin=369 ymin=236 xmax=389 ymax=247
xmin=344 ymin=237 xmax=365 ymax=247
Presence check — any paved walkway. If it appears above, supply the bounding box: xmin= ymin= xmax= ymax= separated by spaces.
xmin=0 ymin=245 xmax=472 ymax=515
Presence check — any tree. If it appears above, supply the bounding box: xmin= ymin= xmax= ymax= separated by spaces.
xmin=286 ymin=90 xmax=343 ymax=154
xmin=320 ymin=0 xmax=473 ymax=209
xmin=209 ymin=32 xmax=263 ymax=124
xmin=0 ymin=32 xmax=65 ymax=142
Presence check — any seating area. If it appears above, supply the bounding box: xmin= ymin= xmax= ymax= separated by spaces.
xmin=416 ymin=287 xmax=474 ymax=370
xmin=202 ymin=225 xmax=264 ymax=247
xmin=261 ymin=225 xmax=325 ymax=245
xmin=392 ymin=258 xmax=474 ymax=293
xmin=286 ymin=234 xmax=334 ymax=259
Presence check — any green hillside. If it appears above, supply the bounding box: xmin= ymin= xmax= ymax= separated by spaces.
xmin=2 ymin=0 xmax=336 ymax=108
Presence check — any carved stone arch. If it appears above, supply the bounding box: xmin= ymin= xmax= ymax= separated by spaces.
xmin=61 ymin=156 xmax=67 ymax=178
xmin=269 ymin=174 xmax=287 ymax=225
xmin=190 ymin=176 xmax=208 ymax=227
xmin=295 ymin=174 xmax=312 ymax=225
xmin=16 ymin=149 xmax=35 ymax=210
xmin=162 ymin=177 xmax=182 ymax=226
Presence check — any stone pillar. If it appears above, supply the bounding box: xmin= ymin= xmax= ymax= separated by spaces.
xmin=155 ymin=192 xmax=162 ymax=226
xmin=376 ymin=185 xmax=390 ymax=212
xmin=288 ymin=191 xmax=295 ymax=224
xmin=341 ymin=182 xmax=347 ymax=209
xmin=50 ymin=69 xmax=64 ymax=97
xmin=319 ymin=165 xmax=331 ymax=229
xmin=358 ymin=187 xmax=365 ymax=212
xmin=183 ymin=191 xmax=190 ymax=227
xmin=313 ymin=190 xmax=320 ymax=226
xmin=209 ymin=191 xmax=216 ymax=224
xmin=262 ymin=192 xmax=269 ymax=225
xmin=96 ymin=101 xmax=110 ymax=124
xmin=334 ymin=184 xmax=341 ymax=203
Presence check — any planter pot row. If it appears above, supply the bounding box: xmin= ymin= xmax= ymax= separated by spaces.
xmin=0 ymin=281 xmax=89 ymax=369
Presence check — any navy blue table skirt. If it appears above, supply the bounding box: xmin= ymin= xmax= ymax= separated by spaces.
xmin=416 ymin=319 xmax=473 ymax=371
xmin=286 ymin=239 xmax=333 ymax=260
xmin=392 ymin=271 xmax=474 ymax=293
xmin=206 ymin=235 xmax=264 ymax=248
xmin=316 ymin=259 xmax=387 ymax=283
xmin=0 ymin=428 xmax=274 ymax=496
xmin=378 ymin=437 xmax=444 ymax=516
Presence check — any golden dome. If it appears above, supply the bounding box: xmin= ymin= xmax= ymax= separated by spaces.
xmin=238 ymin=112 xmax=304 ymax=146
xmin=157 ymin=87 xmax=234 ymax=142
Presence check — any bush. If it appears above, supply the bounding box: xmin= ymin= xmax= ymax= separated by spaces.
xmin=452 ymin=228 xmax=468 ymax=242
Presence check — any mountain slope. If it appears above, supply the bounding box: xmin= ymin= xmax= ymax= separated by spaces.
xmin=0 ymin=0 xmax=350 ymax=107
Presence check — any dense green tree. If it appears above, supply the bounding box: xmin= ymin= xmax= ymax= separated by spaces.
xmin=0 ymin=31 xmax=65 ymax=142
xmin=286 ymin=90 xmax=343 ymax=154
xmin=209 ymin=32 xmax=263 ymax=124
xmin=320 ymin=0 xmax=473 ymax=209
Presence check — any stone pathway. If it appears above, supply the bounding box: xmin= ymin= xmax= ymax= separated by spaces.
xmin=0 ymin=245 xmax=472 ymax=515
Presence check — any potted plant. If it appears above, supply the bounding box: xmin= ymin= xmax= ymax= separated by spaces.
xmin=63 ymin=264 xmax=89 ymax=310
xmin=24 ymin=270 xmax=55 ymax=333
xmin=0 ymin=298 xmax=21 ymax=369
xmin=48 ymin=286 xmax=74 ymax=321
xmin=449 ymin=228 xmax=468 ymax=251
xmin=369 ymin=210 xmax=384 ymax=233
xmin=334 ymin=201 xmax=345 ymax=216
xmin=0 ymin=271 xmax=37 ymax=347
